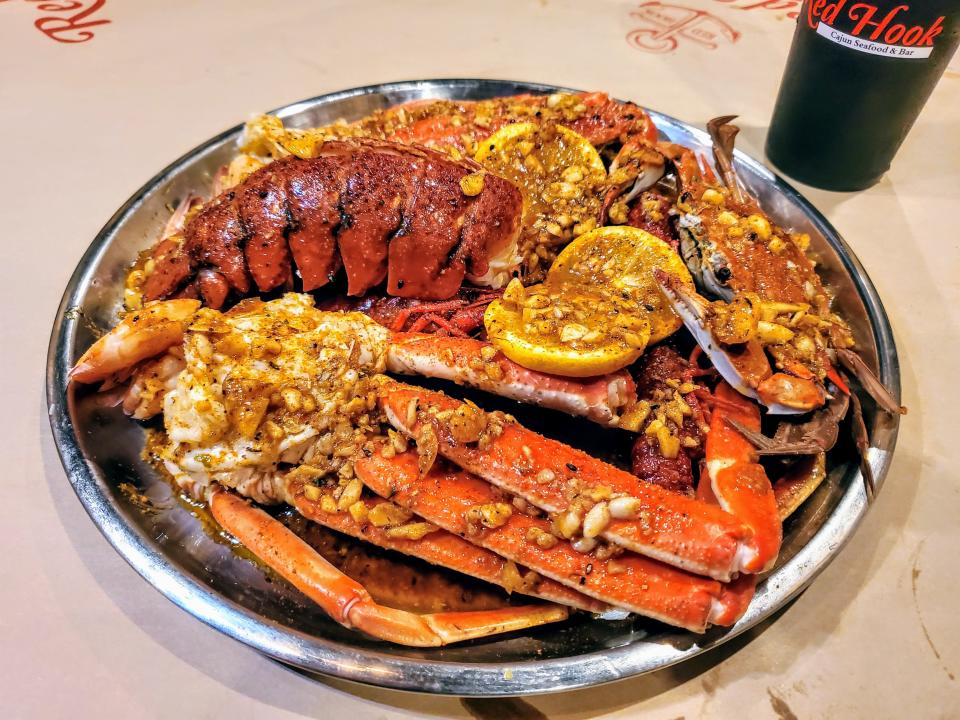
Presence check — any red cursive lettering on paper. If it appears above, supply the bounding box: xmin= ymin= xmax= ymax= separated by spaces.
xmin=714 ymin=0 xmax=801 ymax=20
xmin=3 ymin=0 xmax=110 ymax=43
xmin=626 ymin=2 xmax=740 ymax=53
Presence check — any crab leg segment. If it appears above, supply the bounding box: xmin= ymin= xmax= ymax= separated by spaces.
xmin=773 ymin=453 xmax=827 ymax=521
xmin=208 ymin=487 xmax=568 ymax=646
xmin=702 ymin=383 xmax=782 ymax=573
xmin=286 ymin=476 xmax=604 ymax=612
xmin=380 ymin=383 xmax=756 ymax=582
xmin=386 ymin=333 xmax=637 ymax=427
xmin=356 ymin=449 xmax=754 ymax=632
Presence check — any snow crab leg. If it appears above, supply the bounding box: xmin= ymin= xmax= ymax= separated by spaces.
xmin=208 ymin=487 xmax=568 ymax=646
xmin=69 ymin=295 xmax=781 ymax=637
xmin=386 ymin=332 xmax=638 ymax=428
xmin=284 ymin=473 xmax=606 ymax=613
xmin=699 ymin=382 xmax=781 ymax=572
xmin=380 ymin=382 xmax=779 ymax=581
xmin=355 ymin=448 xmax=749 ymax=632
xmin=383 ymin=91 xmax=659 ymax=155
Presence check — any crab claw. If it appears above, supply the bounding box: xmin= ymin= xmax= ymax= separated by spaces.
xmin=706 ymin=115 xmax=747 ymax=205
xmin=654 ymin=270 xmax=821 ymax=415
xmin=756 ymin=370 xmax=826 ymax=414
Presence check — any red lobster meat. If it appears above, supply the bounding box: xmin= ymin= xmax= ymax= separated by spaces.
xmin=142 ymin=139 xmax=523 ymax=307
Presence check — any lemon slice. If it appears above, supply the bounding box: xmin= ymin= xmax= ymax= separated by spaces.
xmin=475 ymin=122 xmax=607 ymax=278
xmin=484 ymin=279 xmax=651 ymax=378
xmin=549 ymin=226 xmax=692 ymax=343
xmin=475 ymin=122 xmax=606 ymax=173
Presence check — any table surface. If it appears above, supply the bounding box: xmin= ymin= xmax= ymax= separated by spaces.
xmin=3 ymin=1 xmax=958 ymax=717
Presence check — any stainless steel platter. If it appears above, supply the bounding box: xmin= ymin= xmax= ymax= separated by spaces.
xmin=46 ymin=79 xmax=901 ymax=695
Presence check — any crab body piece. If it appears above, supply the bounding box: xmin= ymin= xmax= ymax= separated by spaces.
xmin=655 ymin=269 xmax=826 ymax=415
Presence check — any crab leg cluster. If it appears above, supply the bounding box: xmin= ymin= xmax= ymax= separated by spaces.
xmin=354 ymin=449 xmax=741 ymax=632
xmin=69 ymin=295 xmax=789 ymax=644
xmin=283 ymin=470 xmax=606 ymax=613
xmin=379 ymin=382 xmax=778 ymax=583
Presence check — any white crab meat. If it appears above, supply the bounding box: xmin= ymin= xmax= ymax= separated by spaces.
xmin=157 ymin=294 xmax=391 ymax=501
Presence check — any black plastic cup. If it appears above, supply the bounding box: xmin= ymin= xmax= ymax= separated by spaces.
xmin=766 ymin=0 xmax=960 ymax=191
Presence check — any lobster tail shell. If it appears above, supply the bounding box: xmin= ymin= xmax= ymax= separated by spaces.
xmin=142 ymin=139 xmax=523 ymax=308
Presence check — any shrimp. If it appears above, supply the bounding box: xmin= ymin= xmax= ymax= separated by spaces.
xmin=69 ymin=299 xmax=200 ymax=384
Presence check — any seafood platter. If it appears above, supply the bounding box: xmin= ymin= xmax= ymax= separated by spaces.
xmin=48 ymin=80 xmax=903 ymax=694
